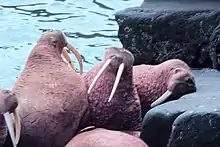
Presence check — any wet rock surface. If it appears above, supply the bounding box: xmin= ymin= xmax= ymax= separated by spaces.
xmin=115 ymin=0 xmax=220 ymax=70
xmin=140 ymin=69 xmax=220 ymax=147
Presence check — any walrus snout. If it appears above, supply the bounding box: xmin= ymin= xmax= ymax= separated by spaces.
xmin=151 ymin=67 xmax=196 ymax=108
xmin=0 ymin=91 xmax=17 ymax=114
xmin=0 ymin=89 xmax=21 ymax=147
xmin=38 ymin=30 xmax=83 ymax=75
xmin=87 ymin=47 xmax=135 ymax=102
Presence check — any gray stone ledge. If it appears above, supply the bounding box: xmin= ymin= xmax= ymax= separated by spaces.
xmin=115 ymin=1 xmax=220 ymax=69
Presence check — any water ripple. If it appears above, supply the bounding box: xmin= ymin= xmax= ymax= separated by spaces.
xmin=91 ymin=29 xmax=118 ymax=33
xmin=89 ymin=11 xmax=109 ymax=17
xmin=81 ymin=55 xmax=93 ymax=65
xmin=0 ymin=3 xmax=47 ymax=8
xmin=15 ymin=8 xmax=71 ymax=17
xmin=65 ymin=32 xmax=117 ymax=39
xmin=0 ymin=46 xmax=19 ymax=51
xmin=55 ymin=0 xmax=66 ymax=2
xmin=87 ymin=43 xmax=112 ymax=47
xmin=92 ymin=0 xmax=114 ymax=11
xmin=38 ymin=15 xmax=85 ymax=22
xmin=0 ymin=0 xmax=143 ymax=89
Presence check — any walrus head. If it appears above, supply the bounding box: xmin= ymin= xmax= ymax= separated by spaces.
xmin=0 ymin=89 xmax=21 ymax=147
xmin=87 ymin=47 xmax=134 ymax=102
xmin=151 ymin=67 xmax=196 ymax=107
xmin=38 ymin=30 xmax=83 ymax=75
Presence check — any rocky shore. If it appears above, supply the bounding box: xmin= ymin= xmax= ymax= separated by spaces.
xmin=115 ymin=0 xmax=220 ymax=70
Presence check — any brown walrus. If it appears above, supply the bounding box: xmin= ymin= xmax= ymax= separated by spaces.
xmin=65 ymin=128 xmax=149 ymax=147
xmin=82 ymin=47 xmax=142 ymax=132
xmin=133 ymin=59 xmax=196 ymax=117
xmin=0 ymin=89 xmax=20 ymax=147
xmin=12 ymin=30 xmax=95 ymax=147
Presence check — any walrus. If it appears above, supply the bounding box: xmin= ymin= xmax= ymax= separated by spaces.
xmin=83 ymin=47 xmax=142 ymax=132
xmin=0 ymin=89 xmax=20 ymax=147
xmin=65 ymin=128 xmax=149 ymax=147
xmin=12 ymin=30 xmax=95 ymax=147
xmin=133 ymin=59 xmax=196 ymax=117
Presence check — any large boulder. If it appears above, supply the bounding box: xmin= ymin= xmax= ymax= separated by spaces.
xmin=115 ymin=0 xmax=220 ymax=70
xmin=140 ymin=69 xmax=220 ymax=147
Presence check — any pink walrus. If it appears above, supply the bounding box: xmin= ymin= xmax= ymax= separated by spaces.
xmin=65 ymin=128 xmax=149 ymax=147
xmin=83 ymin=47 xmax=142 ymax=133
xmin=11 ymin=30 xmax=97 ymax=147
xmin=133 ymin=59 xmax=196 ymax=117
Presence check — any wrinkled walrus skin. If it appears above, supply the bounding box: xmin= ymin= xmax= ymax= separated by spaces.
xmin=12 ymin=30 xmax=89 ymax=147
xmin=133 ymin=59 xmax=197 ymax=117
xmin=83 ymin=47 xmax=142 ymax=131
xmin=65 ymin=128 xmax=149 ymax=147
xmin=0 ymin=89 xmax=20 ymax=147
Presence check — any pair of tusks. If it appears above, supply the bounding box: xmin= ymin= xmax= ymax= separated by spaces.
xmin=87 ymin=57 xmax=125 ymax=102
xmin=150 ymin=90 xmax=172 ymax=108
xmin=61 ymin=32 xmax=83 ymax=75
xmin=3 ymin=109 xmax=21 ymax=147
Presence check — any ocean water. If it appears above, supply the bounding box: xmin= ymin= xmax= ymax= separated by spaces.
xmin=0 ymin=0 xmax=143 ymax=89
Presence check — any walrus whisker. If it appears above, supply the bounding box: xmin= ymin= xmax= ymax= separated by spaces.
xmin=66 ymin=43 xmax=83 ymax=75
xmin=150 ymin=90 xmax=172 ymax=108
xmin=108 ymin=63 xmax=125 ymax=102
xmin=87 ymin=58 xmax=113 ymax=94
xmin=4 ymin=112 xmax=17 ymax=147
xmin=62 ymin=49 xmax=76 ymax=72
xmin=12 ymin=109 xmax=21 ymax=145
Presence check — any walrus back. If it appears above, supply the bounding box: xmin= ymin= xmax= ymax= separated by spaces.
xmin=65 ymin=128 xmax=148 ymax=147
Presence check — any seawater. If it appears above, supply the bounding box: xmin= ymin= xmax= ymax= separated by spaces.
xmin=0 ymin=0 xmax=143 ymax=89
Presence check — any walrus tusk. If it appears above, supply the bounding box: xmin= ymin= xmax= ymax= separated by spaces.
xmin=61 ymin=31 xmax=83 ymax=75
xmin=12 ymin=109 xmax=21 ymax=145
xmin=87 ymin=58 xmax=112 ymax=94
xmin=62 ymin=49 xmax=76 ymax=72
xmin=4 ymin=112 xmax=16 ymax=147
xmin=108 ymin=63 xmax=124 ymax=102
xmin=66 ymin=43 xmax=83 ymax=75
xmin=150 ymin=90 xmax=172 ymax=108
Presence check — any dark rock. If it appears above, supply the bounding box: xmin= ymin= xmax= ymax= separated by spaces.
xmin=115 ymin=0 xmax=220 ymax=70
xmin=140 ymin=69 xmax=220 ymax=147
